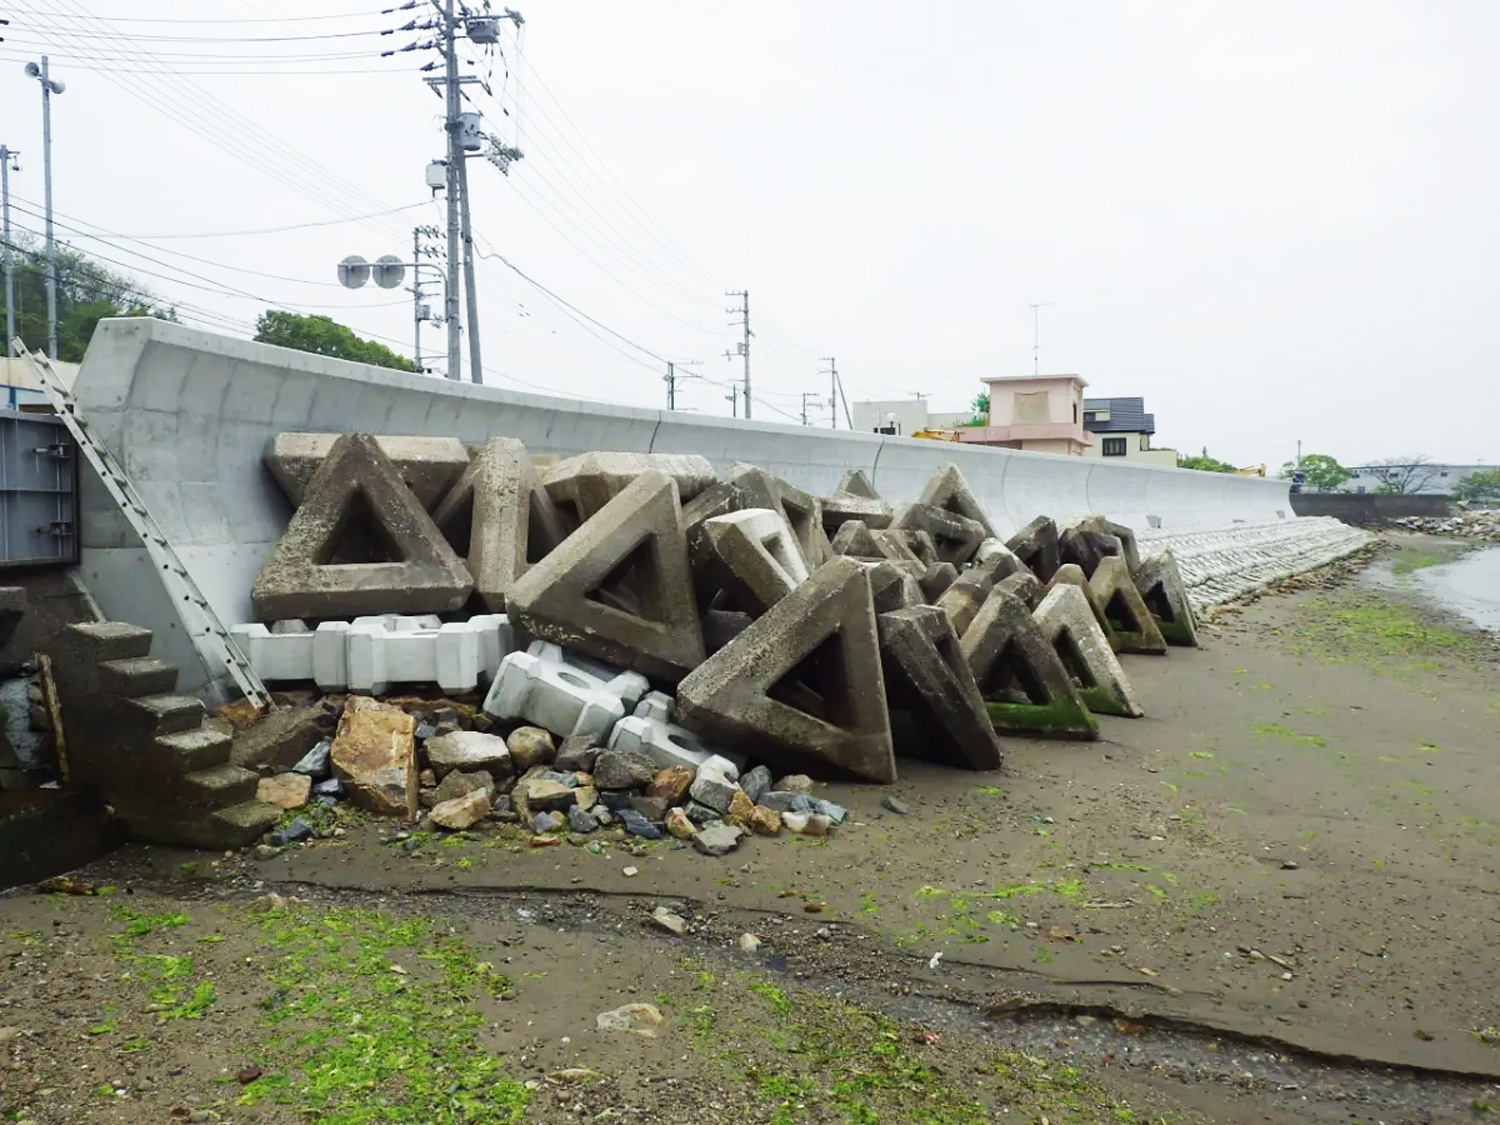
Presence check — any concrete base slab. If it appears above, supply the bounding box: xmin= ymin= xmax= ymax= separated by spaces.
xmin=917 ymin=462 xmax=997 ymax=538
xmin=1089 ymin=556 xmax=1169 ymax=655
xmin=1032 ymin=584 xmax=1142 ymax=718
xmin=676 ymin=557 xmax=895 ymax=783
xmin=431 ymin=437 xmax=569 ymax=611
xmin=1134 ymin=548 xmax=1200 ymax=647
xmin=877 ymin=605 xmax=1002 ymax=770
xmin=1007 ymin=516 xmax=1061 ymax=582
xmin=251 ymin=433 xmax=474 ymax=621
xmin=507 ymin=470 xmax=706 ymax=683
xmin=266 ymin=433 xmax=471 ymax=510
xmin=961 ymin=590 xmax=1098 ymax=740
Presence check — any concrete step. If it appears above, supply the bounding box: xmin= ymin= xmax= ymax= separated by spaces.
xmin=98 ymin=656 xmax=180 ymax=699
xmin=0 ymin=789 xmax=122 ymax=891
xmin=153 ymin=727 xmax=233 ymax=774
xmin=120 ymin=799 xmax=278 ymax=850
xmin=67 ymin=621 xmax=153 ymax=664
xmin=179 ymin=764 xmax=259 ymax=809
xmin=121 ymin=693 xmax=205 ymax=736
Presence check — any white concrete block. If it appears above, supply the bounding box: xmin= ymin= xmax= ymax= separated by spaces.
xmin=230 ymin=623 xmax=314 ymax=682
xmin=484 ymin=650 xmax=626 ymax=741
xmin=313 ymin=622 xmax=350 ymax=690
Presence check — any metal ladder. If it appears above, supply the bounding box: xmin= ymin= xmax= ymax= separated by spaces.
xmin=14 ymin=343 xmax=274 ymax=712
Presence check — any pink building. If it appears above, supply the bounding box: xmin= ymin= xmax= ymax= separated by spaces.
xmin=959 ymin=375 xmax=1093 ymax=456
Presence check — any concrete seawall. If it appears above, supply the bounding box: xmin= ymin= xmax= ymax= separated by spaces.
xmin=71 ymin=319 xmax=1313 ymax=700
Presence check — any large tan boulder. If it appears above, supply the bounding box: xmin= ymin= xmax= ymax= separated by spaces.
xmin=331 ymin=696 xmax=417 ymax=818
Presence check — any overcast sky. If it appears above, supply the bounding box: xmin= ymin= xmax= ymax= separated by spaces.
xmin=4 ymin=1 xmax=1496 ymax=467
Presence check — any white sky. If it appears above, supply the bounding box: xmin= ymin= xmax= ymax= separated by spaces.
xmin=4 ymin=0 xmax=1496 ymax=467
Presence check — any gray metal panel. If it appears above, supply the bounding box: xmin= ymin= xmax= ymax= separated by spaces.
xmin=0 ymin=410 xmax=77 ymax=568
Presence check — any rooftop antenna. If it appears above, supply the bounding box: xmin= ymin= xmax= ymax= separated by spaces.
xmin=1030 ymin=301 xmax=1052 ymax=375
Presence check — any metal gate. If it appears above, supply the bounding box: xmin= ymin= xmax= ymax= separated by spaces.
xmin=0 ymin=409 xmax=77 ymax=568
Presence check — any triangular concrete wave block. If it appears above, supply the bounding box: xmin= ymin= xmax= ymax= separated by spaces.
xmin=507 ymin=469 xmax=706 ymax=683
xmin=694 ymin=508 xmax=809 ymax=616
xmin=829 ymin=519 xmax=886 ymax=560
xmin=728 ymin=464 xmax=832 ymax=570
xmin=543 ymin=452 xmax=717 ymax=525
xmin=935 ymin=569 xmax=994 ymax=636
xmin=878 ymin=605 xmax=1002 ymax=770
xmin=676 ymin=556 xmax=896 ymax=782
xmin=960 ymin=589 xmax=1098 ymax=739
xmin=1088 ymin=556 xmax=1168 ymax=655
xmin=974 ymin=538 xmax=1024 ymax=581
xmin=1043 ymin=563 xmax=1117 ymax=649
xmin=252 ymin=433 xmax=474 ymax=621
xmin=1133 ymin=549 xmax=1199 ymax=647
xmin=431 ymin=437 xmax=569 ymax=611
xmin=995 ymin=570 xmax=1043 ymax=609
xmin=918 ymin=462 xmax=997 ymax=538
xmin=836 ymin=469 xmax=881 ymax=499
xmin=1033 ymin=584 xmax=1142 ymax=718
xmin=821 ymin=492 xmax=894 ymax=538
xmin=266 ymin=433 xmax=471 ymax=511
xmin=1006 ymin=516 xmax=1061 ymax=582
xmin=890 ymin=503 xmax=985 ymax=566
xmin=682 ymin=480 xmax=746 ymax=534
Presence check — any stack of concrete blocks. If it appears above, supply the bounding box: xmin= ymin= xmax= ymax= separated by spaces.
xmin=41 ymin=621 xmax=277 ymax=848
xmin=241 ymin=432 xmax=1235 ymax=787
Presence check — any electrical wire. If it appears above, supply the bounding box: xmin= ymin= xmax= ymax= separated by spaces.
xmin=3 ymin=7 xmax=385 ymax=23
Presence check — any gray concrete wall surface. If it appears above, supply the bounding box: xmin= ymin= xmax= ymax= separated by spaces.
xmin=1290 ymin=492 xmax=1451 ymax=524
xmin=70 ymin=319 xmax=1297 ymax=701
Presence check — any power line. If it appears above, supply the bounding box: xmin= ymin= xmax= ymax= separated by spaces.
xmin=2 ymin=7 xmax=382 ymax=22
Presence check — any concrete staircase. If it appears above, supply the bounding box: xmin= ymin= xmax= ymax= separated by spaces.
xmin=43 ymin=622 xmax=277 ymax=849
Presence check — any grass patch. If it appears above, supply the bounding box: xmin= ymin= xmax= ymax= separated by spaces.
xmin=1250 ymin=721 xmax=1327 ymax=749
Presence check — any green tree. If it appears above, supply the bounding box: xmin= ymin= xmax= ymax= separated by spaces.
xmin=254 ymin=310 xmax=416 ymax=372
xmin=1279 ymin=453 xmax=1351 ymax=492
xmin=6 ymin=232 xmax=172 ymax=361
xmin=1368 ymin=455 xmax=1438 ymax=495
xmin=1452 ymin=467 xmax=1500 ymax=504
xmin=958 ymin=392 xmax=990 ymax=427
xmin=1176 ymin=447 xmax=1237 ymax=473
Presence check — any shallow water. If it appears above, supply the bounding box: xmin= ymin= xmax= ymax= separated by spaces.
xmin=1411 ymin=545 xmax=1500 ymax=631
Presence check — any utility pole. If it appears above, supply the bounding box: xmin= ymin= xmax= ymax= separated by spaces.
xmin=1030 ymin=301 xmax=1052 ymax=376
xmin=409 ymin=224 xmax=443 ymax=374
xmin=664 ymin=359 xmax=702 ymax=410
xmin=725 ymin=384 xmax=738 ymax=419
xmin=456 ymin=150 xmax=482 ymax=383
xmin=1 ymin=146 xmax=17 ymax=355
xmin=725 ymin=290 xmax=749 ymax=420
xmin=24 ymin=59 xmax=63 ymax=360
xmin=800 ymin=392 xmax=821 ymax=426
xmin=441 ymin=1 xmax=463 ymax=382
xmin=820 ymin=357 xmax=837 ymax=428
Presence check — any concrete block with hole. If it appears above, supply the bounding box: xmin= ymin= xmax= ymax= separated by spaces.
xmin=483 ymin=641 xmax=648 ymax=741
xmin=266 ymin=433 xmax=472 ymax=510
xmin=693 ymin=507 xmax=809 ymax=616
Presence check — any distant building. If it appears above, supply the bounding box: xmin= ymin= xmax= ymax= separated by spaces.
xmin=1080 ymin=396 xmax=1176 ymax=467
xmin=1342 ymin=462 xmax=1489 ymax=496
xmin=957 ymin=375 xmax=1093 ymax=456
xmin=851 ymin=398 xmax=971 ymax=437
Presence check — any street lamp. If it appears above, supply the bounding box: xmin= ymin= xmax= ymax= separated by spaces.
xmin=24 ymin=58 xmax=63 ymax=359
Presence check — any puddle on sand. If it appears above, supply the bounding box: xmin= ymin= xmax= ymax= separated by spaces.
xmin=1409 ymin=546 xmax=1500 ymax=631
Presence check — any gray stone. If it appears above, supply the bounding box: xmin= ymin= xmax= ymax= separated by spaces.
xmin=1032 ymin=584 xmax=1143 ymax=718
xmin=618 ymin=807 xmax=663 ymax=839
xmin=514 ymin=775 xmax=576 ymax=813
xmin=684 ymin=800 xmax=721 ymax=825
xmin=251 ymin=433 xmax=474 ymax=621
xmin=432 ymin=769 xmax=495 ymax=806
xmin=290 ymin=737 xmax=332 ymax=778
xmin=554 ymin=734 xmax=600 ymax=773
xmin=506 ymin=726 xmax=556 ymax=771
xmin=961 ymin=590 xmax=1099 ymax=740
xmin=331 ymin=696 xmax=418 ymax=818
xmin=881 ymin=794 xmax=910 ymax=815
xmin=266 ymin=432 xmax=471 ymax=510
xmin=599 ymin=789 xmax=634 ymax=811
xmin=630 ymin=795 xmax=669 ymax=822
xmin=879 ymin=605 xmax=1002 ymax=770
xmin=533 ymin=810 xmax=566 ymax=833
xmin=491 ymin=793 xmax=514 ymax=817
xmin=268 ymin=817 xmax=313 ymax=847
xmin=568 ymin=805 xmax=599 ymax=833
xmin=425 ymin=730 xmax=512 ymax=778
xmin=782 ymin=811 xmax=831 ymax=836
xmin=507 ymin=470 xmax=706 ymax=683
xmin=692 ymin=823 xmax=743 ymax=857
xmin=430 ymin=787 xmax=491 ymax=830
xmin=414 ymin=722 xmax=438 ymax=741
xmin=810 ymin=798 xmax=848 ymax=825
xmin=775 ymin=773 xmax=814 ymax=793
xmin=759 ymin=790 xmax=814 ymax=814
xmin=312 ymin=777 xmax=345 ymax=797
xmin=429 ymin=436 xmax=570 ymax=611
xmin=593 ymin=806 xmax=614 ymax=826
xmin=687 ymin=769 xmax=739 ymax=814
xmin=676 ymin=557 xmax=895 ymax=784
xmin=740 ymin=764 xmax=773 ymax=804
xmin=593 ymin=747 xmax=656 ymax=790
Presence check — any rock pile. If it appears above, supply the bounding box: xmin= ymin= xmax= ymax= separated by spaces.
xmin=1391 ymin=511 xmax=1500 ymax=541
xmin=236 ymin=434 xmax=1228 ymax=850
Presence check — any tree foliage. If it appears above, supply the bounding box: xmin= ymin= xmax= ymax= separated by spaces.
xmin=1176 ymin=447 xmax=1237 ymax=473
xmin=254 ymin=311 xmax=416 ymax=372
xmin=1368 ymin=455 xmax=1438 ymax=495
xmin=1279 ymin=453 xmax=1352 ymax=492
xmin=958 ymin=392 xmax=990 ymax=427
xmin=5 ymin=232 xmax=173 ymax=361
xmin=1452 ymin=467 xmax=1500 ymax=504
